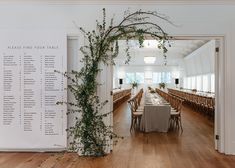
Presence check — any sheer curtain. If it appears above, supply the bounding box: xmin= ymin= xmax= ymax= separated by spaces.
xmin=125 ymin=73 xmax=135 ymax=84
xmin=183 ymin=73 xmax=215 ymax=92
xmin=202 ymin=75 xmax=209 ymax=92
xmin=196 ymin=76 xmax=202 ymax=91
xmin=153 ymin=72 xmax=161 ymax=84
xmin=192 ymin=76 xmax=196 ymax=89
xmin=136 ymin=72 xmax=144 ymax=83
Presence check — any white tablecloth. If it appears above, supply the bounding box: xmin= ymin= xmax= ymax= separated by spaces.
xmin=140 ymin=93 xmax=171 ymax=132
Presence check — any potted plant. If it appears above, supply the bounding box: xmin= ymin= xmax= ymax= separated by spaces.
xmin=147 ymin=86 xmax=155 ymax=93
xmin=131 ymin=81 xmax=138 ymax=89
xmin=159 ymin=82 xmax=166 ymax=89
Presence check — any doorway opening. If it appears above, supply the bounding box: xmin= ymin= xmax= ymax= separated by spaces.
xmin=111 ymin=36 xmax=224 ymax=153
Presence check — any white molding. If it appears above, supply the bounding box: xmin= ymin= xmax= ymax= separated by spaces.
xmin=173 ymin=35 xmax=226 ymax=154
xmin=217 ymin=36 xmax=226 ymax=153
xmin=223 ymin=31 xmax=232 ymax=154
xmin=67 ymin=35 xmax=79 ymax=40
xmin=0 ymin=0 xmax=235 ymax=5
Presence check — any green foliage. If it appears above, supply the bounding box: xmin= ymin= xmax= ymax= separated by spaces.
xmin=148 ymin=86 xmax=155 ymax=93
xmin=159 ymin=82 xmax=166 ymax=89
xmin=131 ymin=81 xmax=138 ymax=89
xmin=58 ymin=8 xmax=171 ymax=156
xmin=150 ymin=89 xmax=156 ymax=93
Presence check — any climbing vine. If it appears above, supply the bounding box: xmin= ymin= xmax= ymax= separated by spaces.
xmin=57 ymin=8 xmax=171 ymax=156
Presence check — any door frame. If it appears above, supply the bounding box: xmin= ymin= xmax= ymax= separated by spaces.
xmin=172 ymin=35 xmax=225 ymax=153
xmin=110 ymin=35 xmax=225 ymax=153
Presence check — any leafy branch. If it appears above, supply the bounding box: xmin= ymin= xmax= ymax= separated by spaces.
xmin=59 ymin=8 xmax=171 ymax=156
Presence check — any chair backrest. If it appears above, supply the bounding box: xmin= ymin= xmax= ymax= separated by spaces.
xmin=133 ymin=97 xmax=139 ymax=110
xmin=201 ymin=96 xmax=207 ymax=105
xmin=206 ymin=97 xmax=215 ymax=109
xmin=128 ymin=90 xmax=143 ymax=113
xmin=177 ymin=99 xmax=183 ymax=113
xmin=168 ymin=95 xmax=183 ymax=113
xmin=128 ymin=99 xmax=136 ymax=114
xmin=169 ymin=95 xmax=176 ymax=109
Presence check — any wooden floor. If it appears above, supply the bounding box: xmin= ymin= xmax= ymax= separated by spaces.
xmin=1 ymin=103 xmax=235 ymax=168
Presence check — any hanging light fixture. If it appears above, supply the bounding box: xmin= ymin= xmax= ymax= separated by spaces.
xmin=144 ymin=56 xmax=156 ymax=64
xmin=142 ymin=39 xmax=169 ymax=65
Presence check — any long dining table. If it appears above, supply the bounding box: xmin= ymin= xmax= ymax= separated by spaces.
xmin=140 ymin=92 xmax=171 ymax=133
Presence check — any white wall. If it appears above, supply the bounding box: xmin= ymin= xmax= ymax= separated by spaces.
xmin=0 ymin=2 xmax=234 ymax=154
xmin=183 ymin=40 xmax=215 ymax=77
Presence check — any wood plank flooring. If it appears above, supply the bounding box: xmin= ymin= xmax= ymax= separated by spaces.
xmin=1 ymin=103 xmax=235 ymax=168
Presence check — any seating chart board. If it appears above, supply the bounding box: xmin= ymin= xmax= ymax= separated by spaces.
xmin=0 ymin=31 xmax=67 ymax=151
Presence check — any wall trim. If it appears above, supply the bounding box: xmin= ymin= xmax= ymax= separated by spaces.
xmin=0 ymin=0 xmax=235 ymax=5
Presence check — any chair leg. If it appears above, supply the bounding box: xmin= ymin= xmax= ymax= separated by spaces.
xmin=130 ymin=117 xmax=134 ymax=132
xmin=178 ymin=116 xmax=183 ymax=132
xmin=175 ymin=117 xmax=179 ymax=129
xmin=137 ymin=116 xmax=140 ymax=129
xmin=134 ymin=118 xmax=136 ymax=129
xmin=168 ymin=117 xmax=172 ymax=130
xmin=170 ymin=116 xmax=175 ymax=130
xmin=169 ymin=115 xmax=183 ymax=132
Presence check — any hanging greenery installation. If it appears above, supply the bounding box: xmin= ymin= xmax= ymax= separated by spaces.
xmin=57 ymin=8 xmax=172 ymax=156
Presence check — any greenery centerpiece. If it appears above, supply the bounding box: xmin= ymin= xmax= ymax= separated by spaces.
xmin=148 ymin=86 xmax=156 ymax=93
xmin=58 ymin=8 xmax=171 ymax=156
xmin=159 ymin=82 xmax=166 ymax=89
xmin=131 ymin=81 xmax=138 ymax=89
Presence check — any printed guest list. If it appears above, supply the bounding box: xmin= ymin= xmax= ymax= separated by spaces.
xmin=0 ymin=31 xmax=67 ymax=150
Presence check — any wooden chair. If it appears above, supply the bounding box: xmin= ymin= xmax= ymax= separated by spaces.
xmin=205 ymin=97 xmax=215 ymax=119
xmin=169 ymin=98 xmax=183 ymax=131
xmin=198 ymin=96 xmax=207 ymax=114
xmin=128 ymin=97 xmax=143 ymax=131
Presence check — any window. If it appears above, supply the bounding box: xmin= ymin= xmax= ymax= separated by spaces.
xmin=125 ymin=71 xmax=172 ymax=84
xmin=196 ymin=76 xmax=202 ymax=91
xmin=152 ymin=72 xmax=161 ymax=84
xmin=136 ymin=72 xmax=144 ymax=84
xmin=125 ymin=72 xmax=144 ymax=84
xmin=125 ymin=73 xmax=135 ymax=84
xmin=202 ymin=75 xmax=208 ymax=92
xmin=145 ymin=78 xmax=153 ymax=85
xmin=145 ymin=71 xmax=153 ymax=79
xmin=211 ymin=74 xmax=215 ymax=92
xmin=162 ymin=72 xmax=171 ymax=83
xmin=151 ymin=72 xmax=171 ymax=84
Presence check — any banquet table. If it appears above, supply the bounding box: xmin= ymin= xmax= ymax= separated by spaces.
xmin=140 ymin=93 xmax=171 ymax=133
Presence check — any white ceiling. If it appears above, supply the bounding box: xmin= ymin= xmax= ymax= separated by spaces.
xmin=115 ymin=39 xmax=209 ymax=66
